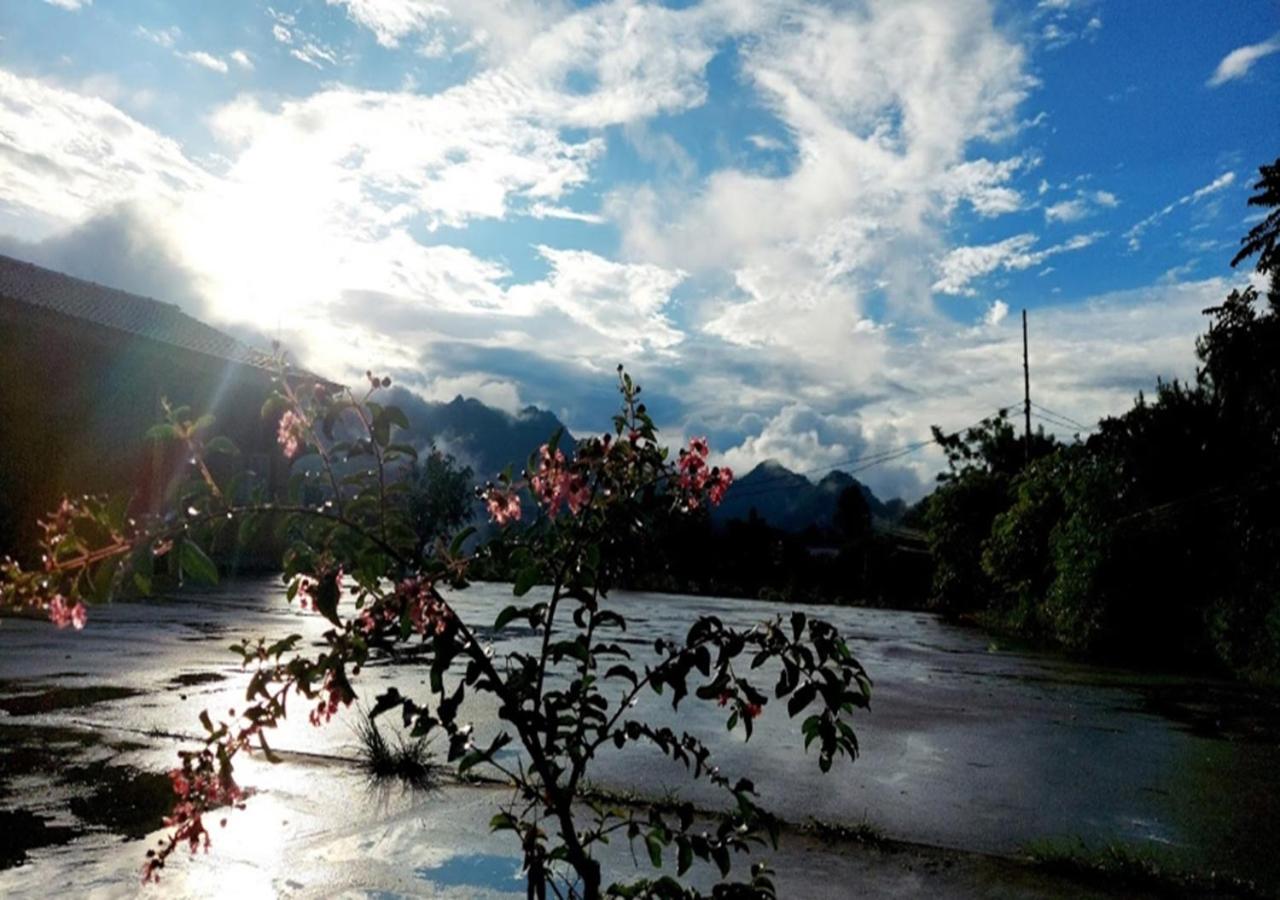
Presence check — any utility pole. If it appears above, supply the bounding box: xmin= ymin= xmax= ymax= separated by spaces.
xmin=1022 ymin=308 xmax=1031 ymax=464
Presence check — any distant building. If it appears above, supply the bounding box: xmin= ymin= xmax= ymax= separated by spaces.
xmin=0 ymin=254 xmax=297 ymax=554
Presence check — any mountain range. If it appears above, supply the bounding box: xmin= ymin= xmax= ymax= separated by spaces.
xmin=386 ymin=388 xmax=903 ymax=531
xmin=710 ymin=460 xmax=906 ymax=531
xmin=386 ymin=387 xmax=575 ymax=483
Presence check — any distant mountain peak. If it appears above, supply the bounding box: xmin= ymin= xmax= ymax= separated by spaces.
xmin=386 ymin=386 xmax=573 ymax=481
xmin=715 ymin=459 xmax=902 ymax=531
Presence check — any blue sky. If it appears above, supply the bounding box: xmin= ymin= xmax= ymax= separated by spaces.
xmin=1 ymin=0 xmax=1277 ymax=498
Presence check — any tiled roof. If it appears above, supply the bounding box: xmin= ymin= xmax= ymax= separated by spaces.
xmin=0 ymin=253 xmax=277 ymax=372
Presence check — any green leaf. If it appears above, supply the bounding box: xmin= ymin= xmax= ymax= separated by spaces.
xmin=385 ymin=406 xmax=410 ymax=430
xmin=513 ymin=566 xmax=539 ymax=597
xmin=645 ymin=833 xmax=663 ymax=869
xmin=551 ymin=639 xmax=589 ymax=664
xmin=145 ymin=424 xmax=179 ymax=442
xmin=385 ymin=442 xmax=418 ymax=461
xmin=180 ymin=540 xmax=219 ymax=585
xmin=788 ymin=683 xmax=817 ymax=718
xmin=371 ymin=688 xmax=403 ymax=719
xmin=449 ymin=526 xmax=476 ymax=557
xmin=604 ymin=664 xmax=638 ymax=685
xmin=677 ymin=839 xmax=693 ymax=876
xmin=261 ymin=395 xmax=287 ymax=421
xmin=490 ymin=812 xmax=518 ymax=833
xmin=311 ymin=574 xmax=342 ymax=625
xmin=205 ymin=435 xmax=240 ymax=456
xmin=494 ymin=605 xmax=523 ymax=630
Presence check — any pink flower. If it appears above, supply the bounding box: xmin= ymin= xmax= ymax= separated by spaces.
xmin=276 ymin=409 xmax=304 ymax=458
xmin=48 ymin=594 xmax=87 ymax=630
xmin=745 ymin=702 xmax=763 ymax=720
xmin=675 ymin=437 xmax=732 ymax=508
xmin=293 ymin=576 xmax=315 ymax=610
xmin=530 ymin=445 xmax=567 ymax=512
xmin=527 ymin=444 xmax=592 ymax=518
xmin=308 ymin=670 xmax=350 ymax=727
xmin=708 ymin=467 xmax=733 ymax=507
xmin=398 ymin=576 xmax=449 ymax=636
xmin=485 ymin=489 xmax=522 ymax=526
xmin=565 ymin=474 xmax=591 ymax=515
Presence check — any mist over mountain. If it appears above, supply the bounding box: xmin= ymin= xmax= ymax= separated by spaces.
xmin=386 ymin=387 xmax=576 ymax=483
xmin=711 ymin=460 xmax=906 ymax=533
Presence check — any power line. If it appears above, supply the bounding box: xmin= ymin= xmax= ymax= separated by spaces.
xmin=1030 ymin=401 xmax=1092 ymax=432
xmin=724 ymin=404 xmax=1021 ymax=503
xmin=1031 ymin=410 xmax=1095 ymax=435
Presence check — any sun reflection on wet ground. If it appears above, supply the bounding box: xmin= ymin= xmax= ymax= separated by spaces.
xmin=2 ymin=577 xmax=1279 ymax=896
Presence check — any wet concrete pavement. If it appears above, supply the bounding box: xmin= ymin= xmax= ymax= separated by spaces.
xmin=1 ymin=577 xmax=1277 ymax=897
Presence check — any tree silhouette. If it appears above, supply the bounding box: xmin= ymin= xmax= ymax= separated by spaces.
xmin=1231 ymin=155 xmax=1280 ymax=304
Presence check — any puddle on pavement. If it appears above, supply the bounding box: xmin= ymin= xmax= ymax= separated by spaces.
xmin=414 ymin=853 xmax=524 ymax=892
xmin=1133 ymin=682 xmax=1280 ymax=744
xmin=168 ymin=672 xmax=228 ymax=688
xmin=0 ymin=722 xmax=172 ymax=869
xmin=0 ymin=810 xmax=78 ymax=869
xmin=0 ymin=683 xmax=143 ymax=716
xmin=63 ymin=761 xmax=174 ymax=839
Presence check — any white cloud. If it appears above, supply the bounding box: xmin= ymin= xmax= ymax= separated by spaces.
xmin=709 ymin=275 xmax=1227 ymax=497
xmin=1208 ymin=33 xmax=1280 ymax=87
xmin=985 ymin=298 xmax=1009 ymax=326
xmin=137 ymin=25 xmax=181 ymax=48
xmin=720 ymin=404 xmax=875 ymax=477
xmin=230 ymin=50 xmax=254 ymax=71
xmin=417 ymin=374 xmax=524 ymax=415
xmin=1124 ymin=170 xmax=1235 ymax=250
xmin=1 ymin=1 xmax=1231 ymax=503
xmin=43 ymin=0 xmax=90 ymax=9
xmin=612 ymin=0 xmax=1033 ymax=383
xmin=932 ymin=231 xmax=1102 ymax=295
xmin=746 ymin=133 xmax=786 ymax=152
xmin=944 ymin=156 xmax=1032 ymax=217
xmin=1044 ymin=187 xmax=1118 ymax=223
xmin=328 ymin=0 xmax=569 ymax=60
xmin=179 ymin=51 xmax=230 ymax=74
xmin=1191 ymin=171 xmax=1236 ymax=201
xmin=510 ymin=246 xmax=686 ymax=356
xmin=0 ymin=71 xmax=209 ymax=231
xmin=1045 ymin=198 xmax=1088 ymax=223
xmin=527 ymin=203 xmax=606 ymax=224
xmin=290 ymin=42 xmax=340 ymax=69
xmin=268 ymin=9 xmax=340 ymax=67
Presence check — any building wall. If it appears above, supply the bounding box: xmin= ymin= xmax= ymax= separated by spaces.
xmin=0 ymin=301 xmax=283 ymax=557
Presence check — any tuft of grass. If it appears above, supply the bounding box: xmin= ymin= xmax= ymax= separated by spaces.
xmin=1025 ymin=840 xmax=1266 ymax=899
xmin=353 ymin=711 xmax=441 ymax=791
xmin=801 ymin=816 xmax=889 ymax=848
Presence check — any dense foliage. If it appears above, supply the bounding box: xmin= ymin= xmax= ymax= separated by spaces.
xmin=0 ymin=365 xmax=871 ymax=898
xmin=918 ymin=155 xmax=1280 ymax=681
xmin=472 ymin=487 xmax=931 ymax=611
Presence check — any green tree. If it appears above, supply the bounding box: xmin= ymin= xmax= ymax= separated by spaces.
xmin=1231 ymin=155 xmax=1280 ymax=303
xmin=404 ymin=446 xmax=475 ymax=560
xmin=923 ymin=411 xmax=1056 ymax=614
